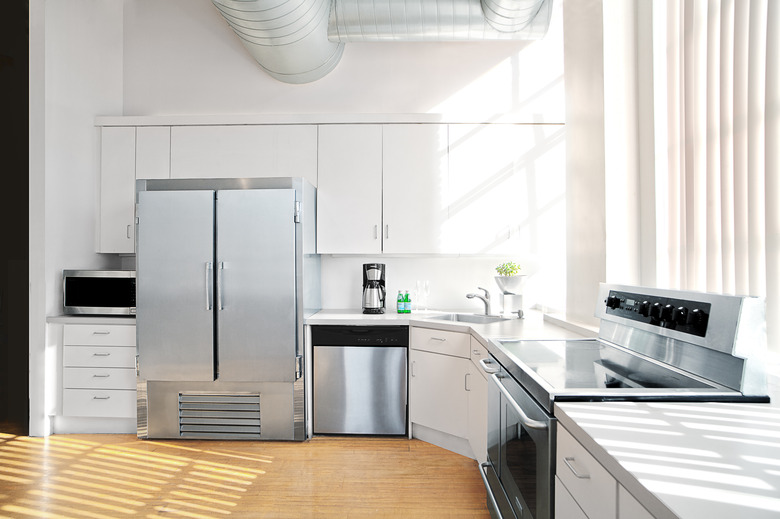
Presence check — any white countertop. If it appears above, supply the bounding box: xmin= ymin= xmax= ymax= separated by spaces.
xmin=305 ymin=308 xmax=597 ymax=345
xmin=556 ymin=400 xmax=780 ymax=519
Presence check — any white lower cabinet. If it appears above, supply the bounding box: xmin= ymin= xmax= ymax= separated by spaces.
xmin=556 ymin=424 xmax=617 ymax=519
xmin=556 ymin=424 xmax=656 ymax=519
xmin=409 ymin=326 xmax=489 ymax=462
xmin=62 ymin=323 xmax=137 ymax=418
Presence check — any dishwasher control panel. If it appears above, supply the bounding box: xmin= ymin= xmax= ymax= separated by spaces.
xmin=311 ymin=325 xmax=409 ymax=346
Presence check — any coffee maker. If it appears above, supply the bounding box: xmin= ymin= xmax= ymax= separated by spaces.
xmin=362 ymin=263 xmax=386 ymax=314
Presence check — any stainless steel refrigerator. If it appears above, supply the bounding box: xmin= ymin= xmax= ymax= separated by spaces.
xmin=135 ymin=177 xmax=319 ymax=441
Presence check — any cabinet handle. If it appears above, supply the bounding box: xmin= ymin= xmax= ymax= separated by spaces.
xmin=465 ymin=373 xmax=471 ymax=391
xmin=563 ymin=457 xmax=591 ymax=479
xmin=93 ymin=395 xmax=111 ymax=400
xmin=92 ymin=331 xmax=111 ymax=335
xmin=126 ymin=224 xmax=132 ymax=239
xmin=205 ymin=262 xmax=214 ymax=310
xmin=472 ymin=349 xmax=482 ymax=356
xmin=92 ymin=374 xmax=111 ymax=378
xmin=430 ymin=337 xmax=446 ymax=342
xmin=411 ymin=361 xmax=416 ymax=377
xmin=92 ymin=352 xmax=111 ymax=357
xmin=374 ymin=225 xmax=378 ymax=240
xmin=385 ymin=225 xmax=389 ymax=239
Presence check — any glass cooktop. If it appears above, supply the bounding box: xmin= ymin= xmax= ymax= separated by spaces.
xmin=491 ymin=338 xmax=742 ymax=412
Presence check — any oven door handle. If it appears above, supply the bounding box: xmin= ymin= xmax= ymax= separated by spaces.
xmin=490 ymin=374 xmax=548 ymax=430
xmin=479 ymin=462 xmax=504 ymax=519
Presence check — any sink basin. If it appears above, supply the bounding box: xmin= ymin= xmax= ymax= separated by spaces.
xmin=429 ymin=313 xmax=510 ymax=324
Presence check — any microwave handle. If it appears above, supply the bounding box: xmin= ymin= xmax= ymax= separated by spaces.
xmin=490 ymin=374 xmax=548 ymax=430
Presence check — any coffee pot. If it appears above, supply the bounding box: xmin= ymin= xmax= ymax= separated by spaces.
xmin=362 ymin=263 xmax=386 ymax=314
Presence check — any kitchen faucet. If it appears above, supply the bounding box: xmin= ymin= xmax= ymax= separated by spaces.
xmin=466 ymin=287 xmax=493 ymax=316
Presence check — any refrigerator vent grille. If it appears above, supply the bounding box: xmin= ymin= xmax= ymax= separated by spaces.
xmin=178 ymin=393 xmax=262 ymax=439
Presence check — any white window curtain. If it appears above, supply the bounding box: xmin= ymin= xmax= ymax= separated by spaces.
xmin=651 ymin=0 xmax=779 ymax=351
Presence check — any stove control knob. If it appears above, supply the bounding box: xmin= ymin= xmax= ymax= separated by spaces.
xmin=638 ymin=301 xmax=650 ymax=316
xmin=690 ymin=308 xmax=707 ymax=325
xmin=674 ymin=306 xmax=689 ymax=325
xmin=649 ymin=302 xmax=663 ymax=319
xmin=662 ymin=304 xmax=675 ymax=321
xmin=606 ymin=295 xmax=621 ymax=309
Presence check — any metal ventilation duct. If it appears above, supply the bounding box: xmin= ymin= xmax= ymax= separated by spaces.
xmin=328 ymin=0 xmax=552 ymax=42
xmin=211 ymin=0 xmax=344 ymax=84
xmin=212 ymin=0 xmax=553 ymax=83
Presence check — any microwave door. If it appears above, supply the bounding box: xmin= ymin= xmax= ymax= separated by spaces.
xmin=136 ymin=189 xmax=216 ymax=382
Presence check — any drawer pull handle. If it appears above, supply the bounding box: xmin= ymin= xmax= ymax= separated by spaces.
xmin=472 ymin=349 xmax=481 ymax=355
xmin=92 ymin=374 xmax=111 ymax=378
xmin=92 ymin=331 xmax=111 ymax=335
xmin=563 ymin=457 xmax=590 ymax=479
xmin=93 ymin=395 xmax=111 ymax=400
xmin=430 ymin=337 xmax=446 ymax=342
xmin=92 ymin=353 xmax=111 ymax=357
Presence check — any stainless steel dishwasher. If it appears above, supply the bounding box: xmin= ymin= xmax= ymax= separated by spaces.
xmin=312 ymin=325 xmax=408 ymax=435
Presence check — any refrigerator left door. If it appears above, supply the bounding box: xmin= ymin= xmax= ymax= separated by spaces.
xmin=136 ymin=190 xmax=216 ymax=381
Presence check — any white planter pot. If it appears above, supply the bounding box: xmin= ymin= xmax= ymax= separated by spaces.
xmin=494 ymin=275 xmax=526 ymax=295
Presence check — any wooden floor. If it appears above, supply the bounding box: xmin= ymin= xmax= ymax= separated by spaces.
xmin=0 ymin=432 xmax=491 ymax=518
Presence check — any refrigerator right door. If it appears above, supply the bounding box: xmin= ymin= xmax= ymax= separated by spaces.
xmin=136 ymin=189 xmax=216 ymax=382
xmin=216 ymin=189 xmax=298 ymax=382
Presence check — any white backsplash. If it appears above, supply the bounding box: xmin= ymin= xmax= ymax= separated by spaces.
xmin=320 ymin=255 xmax=563 ymax=314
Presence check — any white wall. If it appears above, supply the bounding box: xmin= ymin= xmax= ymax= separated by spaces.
xmin=122 ymin=0 xmax=564 ymax=123
xmin=121 ymin=0 xmax=567 ymax=312
xmin=30 ymin=0 xmax=125 ymax=436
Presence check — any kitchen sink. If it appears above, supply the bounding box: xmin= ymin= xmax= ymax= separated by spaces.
xmin=429 ymin=313 xmax=510 ymax=324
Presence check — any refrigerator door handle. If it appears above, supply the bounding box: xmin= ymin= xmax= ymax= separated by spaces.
xmin=205 ymin=262 xmax=214 ymax=310
xmin=216 ymin=261 xmax=225 ymax=310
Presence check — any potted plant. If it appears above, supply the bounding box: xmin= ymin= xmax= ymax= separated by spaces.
xmin=494 ymin=261 xmax=525 ymax=294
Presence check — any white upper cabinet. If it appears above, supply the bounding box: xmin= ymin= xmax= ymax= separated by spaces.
xmin=98 ymin=127 xmax=136 ymax=254
xmin=447 ymin=123 xmax=565 ymax=254
xmin=317 ymin=123 xmax=449 ymax=254
xmin=170 ymin=125 xmax=317 ymax=186
xmin=382 ymin=124 xmax=449 ymax=254
xmin=317 ymin=124 xmax=384 ymax=254
xmin=136 ymin=126 xmax=170 ymax=179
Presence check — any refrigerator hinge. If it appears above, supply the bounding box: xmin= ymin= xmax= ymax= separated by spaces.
xmin=295 ymin=354 xmax=303 ymax=380
xmin=294 ymin=201 xmax=301 ymax=223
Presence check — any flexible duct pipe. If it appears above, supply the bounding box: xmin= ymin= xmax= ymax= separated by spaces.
xmin=212 ymin=0 xmax=344 ymax=84
xmin=327 ymin=0 xmax=552 ymax=42
xmin=481 ymin=0 xmax=547 ymax=33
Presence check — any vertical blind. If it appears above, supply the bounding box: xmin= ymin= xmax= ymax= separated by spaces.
xmin=651 ymin=0 xmax=779 ymax=350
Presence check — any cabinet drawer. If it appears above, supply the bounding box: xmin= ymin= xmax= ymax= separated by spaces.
xmin=555 ymin=476 xmax=588 ymax=519
xmin=62 ymin=389 xmax=136 ymax=418
xmin=557 ymin=425 xmax=617 ymax=519
xmin=63 ymin=324 xmax=136 ymax=346
xmin=411 ymin=327 xmax=470 ymax=358
xmin=63 ymin=367 xmax=136 ymax=390
xmin=469 ymin=337 xmax=489 ymax=371
xmin=63 ymin=346 xmax=136 ymax=368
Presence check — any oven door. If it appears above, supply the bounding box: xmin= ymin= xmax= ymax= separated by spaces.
xmin=483 ymin=362 xmax=555 ymax=519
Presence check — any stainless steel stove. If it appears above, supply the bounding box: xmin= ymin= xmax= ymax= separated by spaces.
xmin=480 ymin=283 xmax=770 ymax=519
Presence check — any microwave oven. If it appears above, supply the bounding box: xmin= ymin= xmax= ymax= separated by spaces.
xmin=62 ymin=270 xmax=136 ymax=316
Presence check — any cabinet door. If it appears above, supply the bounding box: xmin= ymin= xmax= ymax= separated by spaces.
xmin=170 ymin=125 xmax=317 ymax=185
xmin=409 ymin=348 xmax=469 ymax=438
xmin=317 ymin=124 xmax=383 ymax=254
xmin=555 ymin=477 xmax=589 ymax=519
xmin=467 ymin=338 xmax=489 ymax=464
xmin=382 ymin=124 xmax=449 ymax=253
xmin=136 ymin=126 xmax=170 ymax=179
xmin=447 ymin=123 xmax=565 ymax=254
xmin=98 ymin=126 xmax=136 ymax=253
xmin=618 ymin=486 xmax=654 ymax=519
